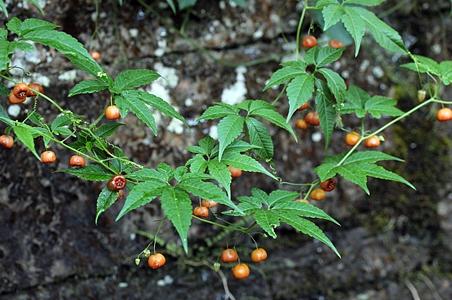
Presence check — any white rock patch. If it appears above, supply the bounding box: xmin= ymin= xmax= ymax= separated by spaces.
xmin=221 ymin=66 xmax=247 ymax=105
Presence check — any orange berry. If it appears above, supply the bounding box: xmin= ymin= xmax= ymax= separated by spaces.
xmin=232 ymin=263 xmax=250 ymax=280
xmin=302 ymin=35 xmax=317 ymax=48
xmin=329 ymin=39 xmax=343 ymax=49
xmin=12 ymin=83 xmax=29 ymax=99
xmin=221 ymin=249 xmax=239 ymax=263
xmin=26 ymin=83 xmax=44 ymax=97
xmin=364 ymin=136 xmax=381 ymax=148
xmin=40 ymin=150 xmax=57 ymax=164
xmin=295 ymin=119 xmax=308 ymax=130
xmin=90 ymin=51 xmax=102 ymax=61
xmin=105 ymin=105 xmax=121 ymax=121
xmin=251 ymin=248 xmax=268 ymax=263
xmin=0 ymin=135 xmax=14 ymax=149
xmin=298 ymin=103 xmax=310 ymax=111
xmin=69 ymin=155 xmax=86 ymax=168
xmin=228 ymin=166 xmax=242 ymax=178
xmin=8 ymin=92 xmax=26 ymax=104
xmin=193 ymin=206 xmax=209 ymax=218
xmin=147 ymin=253 xmax=166 ymax=270
xmin=345 ymin=131 xmax=360 ymax=146
xmin=436 ymin=108 xmax=452 ymax=122
xmin=201 ymin=199 xmax=218 ymax=208
xmin=304 ymin=112 xmax=320 ymax=126
xmin=310 ymin=188 xmax=326 ymax=201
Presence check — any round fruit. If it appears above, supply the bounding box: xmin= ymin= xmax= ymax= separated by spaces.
xmin=329 ymin=39 xmax=343 ymax=49
xmin=298 ymin=103 xmax=310 ymax=111
xmin=417 ymin=89 xmax=426 ymax=102
xmin=90 ymin=51 xmax=102 ymax=61
xmin=364 ymin=136 xmax=381 ymax=148
xmin=26 ymin=83 xmax=44 ymax=97
xmin=69 ymin=155 xmax=86 ymax=168
xmin=8 ymin=92 xmax=26 ymax=104
xmin=251 ymin=248 xmax=268 ymax=263
xmin=304 ymin=112 xmax=320 ymax=126
xmin=40 ymin=150 xmax=57 ymax=164
xmin=12 ymin=83 xmax=29 ymax=99
xmin=228 ymin=166 xmax=242 ymax=178
xmin=201 ymin=199 xmax=218 ymax=208
xmin=221 ymin=249 xmax=239 ymax=263
xmin=232 ymin=263 xmax=250 ymax=280
xmin=320 ymin=178 xmax=337 ymax=192
xmin=0 ymin=135 xmax=14 ymax=149
xmin=147 ymin=253 xmax=166 ymax=270
xmin=105 ymin=105 xmax=121 ymax=121
xmin=193 ymin=206 xmax=209 ymax=218
xmin=345 ymin=131 xmax=360 ymax=146
xmin=302 ymin=35 xmax=317 ymax=48
xmin=436 ymin=108 xmax=452 ymax=122
xmin=107 ymin=175 xmax=127 ymax=191
xmin=310 ymin=188 xmax=326 ymax=201
xmin=295 ymin=119 xmax=308 ymax=130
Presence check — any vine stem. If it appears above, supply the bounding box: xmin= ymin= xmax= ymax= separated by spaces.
xmin=192 ymin=215 xmax=249 ymax=233
xmin=335 ymin=98 xmax=435 ymax=167
xmin=295 ymin=0 xmax=309 ymax=57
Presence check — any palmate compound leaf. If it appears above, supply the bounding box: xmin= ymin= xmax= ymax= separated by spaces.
xmin=160 ymin=187 xmax=192 ymax=253
xmin=264 ymin=63 xmax=307 ymax=91
xmin=228 ymin=188 xmax=340 ymax=256
xmin=315 ymin=150 xmax=414 ymax=194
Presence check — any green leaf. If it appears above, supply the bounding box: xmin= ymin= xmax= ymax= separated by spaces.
xmin=198 ymin=103 xmax=238 ymax=120
xmin=207 ymin=160 xmax=232 ymax=198
xmin=13 ymin=124 xmax=38 ymax=159
xmin=344 ymin=0 xmax=385 ymax=5
xmin=15 ymin=18 xmax=56 ymax=36
xmin=315 ymin=47 xmax=345 ymax=67
xmin=353 ymin=7 xmax=406 ymax=54
xmin=401 ymin=55 xmax=441 ymax=76
xmin=322 ymin=4 xmax=344 ymax=30
xmin=267 ymin=190 xmax=298 ymax=206
xmin=440 ymin=61 xmax=452 ymax=85
xmin=178 ymin=0 xmax=197 ymax=9
xmin=166 ymin=0 xmax=176 ymax=12
xmin=116 ymin=180 xmax=168 ymax=220
xmin=221 ymin=152 xmax=277 ymax=180
xmin=250 ymin=108 xmax=297 ymax=140
xmin=264 ymin=64 xmax=306 ymax=90
xmin=8 ymin=41 xmax=35 ymax=53
xmin=279 ymin=213 xmax=340 ymax=257
xmin=341 ymin=7 xmax=366 ymax=56
xmin=317 ymin=68 xmax=346 ymax=102
xmin=223 ymin=140 xmax=261 ymax=154
xmin=315 ymin=91 xmax=336 ymax=147
xmin=341 ymin=85 xmax=368 ymax=117
xmin=198 ymin=136 xmax=216 ymax=154
xmin=286 ymin=74 xmax=315 ymax=121
xmin=254 ymin=210 xmax=280 ymax=238
xmin=126 ymin=168 xmax=167 ymax=182
xmin=69 ymin=80 xmax=108 ymax=97
xmin=245 ymin=118 xmax=274 ymax=160
xmin=188 ymin=154 xmax=208 ymax=174
xmin=160 ymin=187 xmax=192 ymax=253
xmin=23 ymin=30 xmax=110 ymax=84
xmin=26 ymin=0 xmax=45 ymax=14
xmin=0 ymin=0 xmax=7 ymax=17
xmin=113 ymin=69 xmax=159 ymax=92
xmin=60 ymin=165 xmax=112 ymax=181
xmin=96 ymin=188 xmax=118 ymax=224
xmin=178 ymin=179 xmax=238 ymax=210
xmin=365 ymin=96 xmax=403 ymax=118
xmin=94 ymin=122 xmax=123 ymax=138
xmin=0 ymin=40 xmax=9 ymax=71
xmin=133 ymin=90 xmax=185 ymax=122
xmin=115 ymin=94 xmax=157 ymax=134
xmin=272 ymin=201 xmax=339 ymax=225
xmin=217 ymin=115 xmax=245 ymax=160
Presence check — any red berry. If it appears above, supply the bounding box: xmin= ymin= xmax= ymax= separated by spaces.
xmin=201 ymin=199 xmax=218 ymax=208
xmin=26 ymin=83 xmax=44 ymax=97
xmin=298 ymin=103 xmax=310 ymax=111
xmin=251 ymin=248 xmax=268 ymax=263
xmin=304 ymin=112 xmax=320 ymax=126
xmin=228 ymin=166 xmax=242 ymax=178
xmin=345 ymin=131 xmax=360 ymax=146
xmin=329 ymin=39 xmax=343 ymax=49
xmin=40 ymin=150 xmax=57 ymax=164
xmin=90 ymin=51 xmax=102 ymax=61
xmin=147 ymin=253 xmax=166 ymax=270
xmin=232 ymin=263 xmax=250 ymax=280
xmin=107 ymin=175 xmax=127 ymax=191
xmin=193 ymin=206 xmax=209 ymax=218
xmin=8 ymin=92 xmax=26 ymax=104
xmin=302 ymin=35 xmax=317 ymax=48
xmin=12 ymin=83 xmax=29 ymax=99
xmin=69 ymin=155 xmax=86 ymax=168
xmin=436 ymin=108 xmax=452 ymax=122
xmin=105 ymin=105 xmax=121 ymax=120
xmin=320 ymin=178 xmax=337 ymax=192
xmin=221 ymin=249 xmax=239 ymax=263
xmin=0 ymin=135 xmax=14 ymax=149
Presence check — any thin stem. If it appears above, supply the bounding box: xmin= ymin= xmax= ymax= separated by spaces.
xmin=295 ymin=0 xmax=309 ymax=57
xmin=192 ymin=215 xmax=248 ymax=233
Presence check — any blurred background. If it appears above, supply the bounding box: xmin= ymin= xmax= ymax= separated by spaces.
xmin=0 ymin=0 xmax=451 ymax=299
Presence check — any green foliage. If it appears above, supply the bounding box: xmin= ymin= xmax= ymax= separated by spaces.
xmin=225 ymin=188 xmax=340 ymax=256
xmin=402 ymin=55 xmax=452 ymax=86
